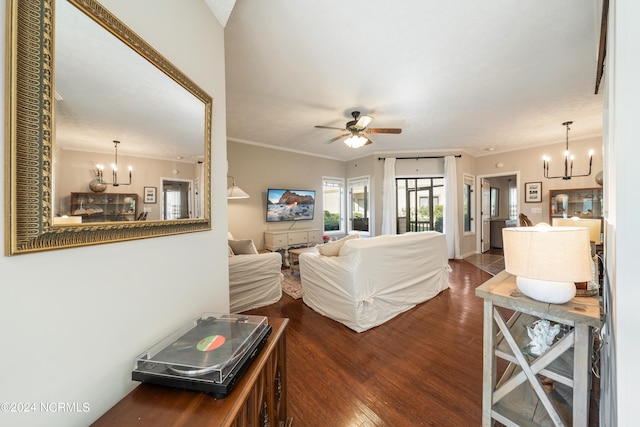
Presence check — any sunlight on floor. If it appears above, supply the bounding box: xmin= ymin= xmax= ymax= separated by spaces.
xmin=464 ymin=252 xmax=505 ymax=275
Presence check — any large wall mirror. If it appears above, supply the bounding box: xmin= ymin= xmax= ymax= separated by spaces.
xmin=5 ymin=0 xmax=212 ymax=255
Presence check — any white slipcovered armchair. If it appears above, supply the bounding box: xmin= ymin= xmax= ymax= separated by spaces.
xmin=228 ymin=234 xmax=283 ymax=312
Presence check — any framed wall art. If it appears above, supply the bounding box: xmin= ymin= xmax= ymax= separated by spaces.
xmin=144 ymin=187 xmax=157 ymax=204
xmin=524 ymin=182 xmax=542 ymax=203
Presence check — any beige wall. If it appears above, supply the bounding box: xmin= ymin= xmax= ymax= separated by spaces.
xmin=228 ymin=145 xmax=477 ymax=256
xmin=474 ymin=136 xmax=603 ymax=225
xmin=229 ymin=139 xmax=604 ymax=258
xmin=227 ymin=141 xmax=345 ymax=248
xmin=0 ymin=2 xmax=228 ymax=426
xmin=55 ymin=149 xmax=198 ymax=221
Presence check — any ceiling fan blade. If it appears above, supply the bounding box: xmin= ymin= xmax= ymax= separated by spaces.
xmin=366 ymin=128 xmax=402 ymax=134
xmin=323 ymin=133 xmax=350 ymax=144
xmin=354 ymin=114 xmax=373 ymax=130
xmin=364 ymin=137 xmax=373 ymax=146
xmin=315 ymin=125 xmax=346 ymax=131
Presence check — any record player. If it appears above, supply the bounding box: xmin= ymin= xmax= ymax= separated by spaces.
xmin=132 ymin=313 xmax=271 ymax=398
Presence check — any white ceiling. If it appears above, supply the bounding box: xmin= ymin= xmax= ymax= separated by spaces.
xmin=55 ymin=0 xmax=206 ymax=163
xmin=222 ymin=0 xmax=605 ymax=161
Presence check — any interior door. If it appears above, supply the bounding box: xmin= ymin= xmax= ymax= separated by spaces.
xmin=481 ymin=178 xmax=491 ymax=252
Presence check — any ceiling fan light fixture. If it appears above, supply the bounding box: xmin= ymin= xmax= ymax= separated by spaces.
xmin=344 ymin=135 xmax=369 ymax=148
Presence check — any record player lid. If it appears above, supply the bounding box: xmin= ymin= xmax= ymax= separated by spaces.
xmin=134 ymin=313 xmax=268 ymax=384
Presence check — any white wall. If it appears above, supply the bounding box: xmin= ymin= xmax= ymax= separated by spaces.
xmin=0 ymin=1 xmax=229 ymax=426
xmin=605 ymin=0 xmax=640 ymax=424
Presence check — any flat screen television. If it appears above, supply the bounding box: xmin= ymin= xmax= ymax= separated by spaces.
xmin=266 ymin=189 xmax=316 ymax=222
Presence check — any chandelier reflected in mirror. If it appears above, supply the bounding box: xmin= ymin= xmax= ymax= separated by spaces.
xmin=96 ymin=140 xmax=133 ymax=186
xmin=543 ymin=121 xmax=593 ymax=180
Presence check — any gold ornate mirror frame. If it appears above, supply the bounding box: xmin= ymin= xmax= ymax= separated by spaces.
xmin=5 ymin=0 xmax=212 ymax=255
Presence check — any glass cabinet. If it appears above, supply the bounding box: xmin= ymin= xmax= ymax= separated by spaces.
xmin=549 ymin=187 xmax=602 ymax=221
xmin=69 ymin=192 xmax=138 ymax=223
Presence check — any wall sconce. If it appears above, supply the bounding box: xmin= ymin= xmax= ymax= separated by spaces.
xmin=227 ymin=176 xmax=249 ymax=199
xmin=502 ymin=225 xmax=593 ymax=304
xmin=96 ymin=140 xmax=132 ymax=186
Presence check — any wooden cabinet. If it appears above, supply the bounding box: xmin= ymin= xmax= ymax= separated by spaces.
xmin=264 ymin=228 xmax=322 ymax=251
xmin=476 ymin=271 xmax=602 ymax=426
xmin=549 ymin=188 xmax=602 ymax=221
xmin=91 ymin=317 xmax=291 ymax=427
xmin=70 ymin=192 xmax=138 ymax=223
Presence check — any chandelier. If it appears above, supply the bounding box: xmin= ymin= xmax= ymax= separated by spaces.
xmin=543 ymin=121 xmax=593 ymax=180
xmin=96 ymin=140 xmax=132 ymax=186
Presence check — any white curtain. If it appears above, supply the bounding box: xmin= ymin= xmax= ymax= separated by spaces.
xmin=381 ymin=158 xmax=397 ymax=235
xmin=444 ymin=156 xmax=460 ymax=259
xmin=196 ymin=161 xmax=205 ymax=218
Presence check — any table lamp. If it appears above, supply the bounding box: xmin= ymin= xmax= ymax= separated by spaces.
xmin=502 ymin=225 xmax=593 ymax=304
xmin=552 ymin=217 xmax=602 ymax=244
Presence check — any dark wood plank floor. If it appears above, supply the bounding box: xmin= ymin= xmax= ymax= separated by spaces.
xmin=244 ymin=259 xmax=599 ymax=426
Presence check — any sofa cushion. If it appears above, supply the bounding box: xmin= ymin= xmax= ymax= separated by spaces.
xmin=317 ymin=233 xmax=359 ymax=256
xmin=229 ymin=239 xmax=258 ymax=255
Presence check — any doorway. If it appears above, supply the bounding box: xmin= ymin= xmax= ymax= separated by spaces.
xmin=162 ymin=178 xmax=193 ymax=220
xmin=476 ymin=172 xmax=519 ymax=254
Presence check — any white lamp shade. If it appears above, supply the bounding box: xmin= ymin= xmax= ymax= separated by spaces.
xmin=227 ymin=184 xmax=249 ymax=199
xmin=552 ymin=217 xmax=602 ymax=243
xmin=503 ymin=226 xmax=592 ymax=303
xmin=227 ymin=175 xmax=250 ymax=199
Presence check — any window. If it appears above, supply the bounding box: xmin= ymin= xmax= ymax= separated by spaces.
xmin=508 ymin=179 xmax=517 ymax=220
xmin=396 ymin=177 xmax=444 ymax=233
xmin=322 ymin=177 xmax=344 ymax=234
xmin=463 ymin=174 xmax=475 ymax=233
xmin=348 ymin=176 xmax=371 ymax=235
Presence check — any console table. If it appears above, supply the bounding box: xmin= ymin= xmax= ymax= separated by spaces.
xmin=91 ymin=317 xmax=291 ymax=427
xmin=475 ymin=271 xmax=602 ymax=426
xmin=264 ymin=229 xmax=321 ymax=266
xmin=264 ymin=229 xmax=321 ymax=251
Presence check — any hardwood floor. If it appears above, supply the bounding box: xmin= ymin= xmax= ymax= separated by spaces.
xmin=243 ymin=259 xmax=599 ymax=426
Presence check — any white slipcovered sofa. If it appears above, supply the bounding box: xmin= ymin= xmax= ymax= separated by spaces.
xmin=228 ymin=236 xmax=283 ymax=313
xmin=299 ymin=232 xmax=450 ymax=332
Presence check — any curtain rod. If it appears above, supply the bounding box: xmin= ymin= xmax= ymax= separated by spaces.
xmin=377 ymin=155 xmax=462 ymax=160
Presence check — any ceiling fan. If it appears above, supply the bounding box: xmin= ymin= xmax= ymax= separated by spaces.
xmin=314 ymin=111 xmax=402 ymax=148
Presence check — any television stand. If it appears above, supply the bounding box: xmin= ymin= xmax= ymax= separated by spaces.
xmin=264 ymin=229 xmax=321 ymax=266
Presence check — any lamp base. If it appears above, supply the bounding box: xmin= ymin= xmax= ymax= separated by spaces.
xmin=515 ymin=276 xmax=576 ymax=304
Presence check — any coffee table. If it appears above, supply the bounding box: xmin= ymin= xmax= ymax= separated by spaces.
xmin=288 ymin=246 xmax=318 ymax=274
